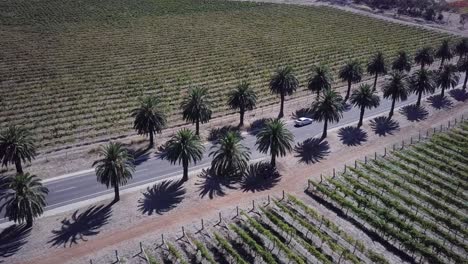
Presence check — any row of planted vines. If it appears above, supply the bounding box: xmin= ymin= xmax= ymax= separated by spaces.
xmin=141 ymin=194 xmax=389 ymax=264
xmin=308 ymin=121 xmax=468 ymax=264
xmin=0 ymin=0 xmax=451 ymax=150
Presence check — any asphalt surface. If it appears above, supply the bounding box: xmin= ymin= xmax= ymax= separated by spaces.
xmin=0 ymin=87 xmax=463 ymax=223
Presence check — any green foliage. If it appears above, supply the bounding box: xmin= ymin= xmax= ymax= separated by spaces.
xmin=255 ymin=119 xmax=294 ymax=166
xmin=0 ymin=173 xmax=48 ymax=226
xmin=193 ymin=239 xmax=216 ymax=264
xmin=213 ymin=232 xmax=248 ymax=264
xmin=0 ymin=1 xmax=451 ymax=149
xmin=209 ymin=131 xmax=250 ymax=176
xmin=0 ymin=125 xmax=37 ymax=174
xmin=230 ymin=223 xmax=278 ymax=264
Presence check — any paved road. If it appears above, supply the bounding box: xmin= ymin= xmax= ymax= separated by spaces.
xmin=0 ymin=87 xmax=463 ymax=223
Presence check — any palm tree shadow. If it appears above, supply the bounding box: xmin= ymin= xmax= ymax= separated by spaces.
xmin=240 ymin=162 xmax=281 ymax=193
xmin=138 ymin=180 xmax=185 ymax=215
xmin=0 ymin=224 xmax=31 ymax=260
xmin=370 ymin=116 xmax=400 ymax=136
xmin=248 ymin=118 xmax=272 ymax=136
xmin=294 ymin=138 xmax=330 ymax=164
xmin=208 ymin=126 xmax=241 ymax=143
xmin=196 ymin=169 xmax=238 ymax=199
xmin=449 ymin=89 xmax=468 ymax=102
xmin=338 ymin=126 xmax=368 ymax=146
xmin=292 ymin=108 xmax=314 ymax=119
xmin=342 ymin=102 xmax=353 ymax=112
xmin=399 ymin=105 xmax=428 ymax=122
xmin=427 ymin=95 xmax=453 ymax=109
xmin=128 ymin=146 xmax=151 ymax=166
xmin=48 ymin=203 xmax=113 ymax=248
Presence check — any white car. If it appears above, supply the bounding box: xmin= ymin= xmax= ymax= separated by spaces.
xmin=294 ymin=117 xmax=313 ymax=127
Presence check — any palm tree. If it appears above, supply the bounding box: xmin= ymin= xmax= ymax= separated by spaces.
xmin=414 ymin=46 xmax=435 ymax=70
xmin=457 ymin=57 xmax=468 ymax=90
xmin=270 ymin=66 xmax=299 ymax=118
xmin=93 ymin=142 xmax=135 ymax=202
xmin=409 ymin=69 xmax=436 ymax=107
xmin=0 ymin=126 xmax=36 ymax=174
xmin=350 ymin=84 xmax=380 ymax=127
xmin=436 ymin=64 xmax=460 ymax=98
xmin=308 ymin=65 xmax=333 ymax=100
xmin=0 ymin=173 xmax=48 ymax=228
xmin=255 ymin=119 xmax=293 ymax=167
xmin=159 ymin=128 xmax=204 ymax=182
xmin=435 ymin=39 xmax=454 ymax=70
xmin=339 ymin=60 xmax=363 ymax=102
xmin=181 ymin=86 xmax=212 ymax=136
xmin=392 ymin=51 xmax=412 ymax=73
xmin=209 ymin=131 xmax=250 ymax=176
xmin=455 ymin=38 xmax=468 ymax=60
xmin=382 ymin=71 xmax=409 ymax=119
xmin=227 ymin=81 xmax=257 ymax=127
xmin=367 ymin=52 xmax=387 ymax=91
xmin=311 ymin=89 xmax=344 ymax=139
xmin=131 ymin=96 xmax=167 ymax=147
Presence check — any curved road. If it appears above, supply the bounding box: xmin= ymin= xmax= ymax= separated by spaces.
xmin=0 ymin=86 xmax=464 ymax=223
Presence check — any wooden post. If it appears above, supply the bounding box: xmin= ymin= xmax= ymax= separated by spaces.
xmin=282 ymin=190 xmax=285 ymax=201
xmin=333 ymin=168 xmax=336 ymax=178
xmin=365 ymin=156 xmax=367 ymax=164
xmin=201 ymin=219 xmax=204 ymax=230
xmin=374 ymin=152 xmax=377 ymax=160
xmin=384 ymin=147 xmax=386 ymax=157
xmin=140 ymin=241 xmax=143 ymax=254
xmin=182 ymin=226 xmax=185 ymax=238
xmin=161 ymin=234 xmax=165 ymax=245
xmin=344 ymin=164 xmax=346 ymax=173
xmin=354 ymin=160 xmax=357 ymax=168
xmin=115 ymin=250 xmax=120 ymax=262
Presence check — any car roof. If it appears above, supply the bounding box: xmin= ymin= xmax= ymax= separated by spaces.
xmin=298 ymin=117 xmax=309 ymax=120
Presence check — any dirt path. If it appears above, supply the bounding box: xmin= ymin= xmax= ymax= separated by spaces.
xmin=10 ymin=93 xmax=467 ymax=264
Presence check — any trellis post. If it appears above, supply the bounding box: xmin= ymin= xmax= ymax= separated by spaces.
xmin=115 ymin=250 xmax=120 ymax=263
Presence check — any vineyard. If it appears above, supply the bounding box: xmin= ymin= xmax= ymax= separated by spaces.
xmin=308 ymin=121 xmax=468 ymax=264
xmin=0 ymin=0 xmax=452 ymax=150
xmin=139 ymin=194 xmax=389 ymax=264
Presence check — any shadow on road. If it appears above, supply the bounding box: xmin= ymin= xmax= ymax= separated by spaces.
xmin=196 ymin=169 xmax=237 ymax=199
xmin=342 ymin=102 xmax=353 ymax=112
xmin=427 ymin=95 xmax=453 ymax=109
xmin=129 ymin=146 xmax=151 ymax=166
xmin=294 ymin=138 xmax=330 ymax=164
xmin=240 ymin=162 xmax=281 ymax=193
xmin=292 ymin=107 xmax=314 ymax=119
xmin=338 ymin=126 xmax=368 ymax=146
xmin=138 ymin=180 xmax=185 ymax=216
xmin=0 ymin=224 xmax=31 ymax=261
xmin=449 ymin=88 xmax=468 ymax=102
xmin=248 ymin=118 xmax=272 ymax=136
xmin=48 ymin=203 xmax=113 ymax=248
xmin=399 ymin=105 xmax=428 ymax=122
xmin=208 ymin=126 xmax=241 ymax=142
xmin=369 ymin=116 xmax=400 ymax=136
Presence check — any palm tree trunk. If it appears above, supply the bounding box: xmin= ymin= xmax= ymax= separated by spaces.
xmin=239 ymin=109 xmax=245 ymax=127
xmin=345 ymin=80 xmax=352 ymax=102
xmin=113 ymin=184 xmax=120 ymax=202
xmin=321 ymin=119 xmax=328 ymax=140
xmin=439 ymin=58 xmax=445 ymax=70
xmin=464 ymin=71 xmax=468 ymax=90
xmin=149 ymin=132 xmax=154 ymax=147
xmin=26 ymin=211 xmax=33 ymax=228
xmin=195 ymin=119 xmax=200 ymax=136
xmin=358 ymin=107 xmax=365 ymax=128
xmin=271 ymin=154 xmax=276 ymax=168
xmin=182 ymin=159 xmax=189 ymax=182
xmin=15 ymin=158 xmax=23 ymax=174
xmin=372 ymin=73 xmax=378 ymax=91
xmin=316 ymin=90 xmax=320 ymax=100
xmin=416 ymin=90 xmax=423 ymax=107
xmin=278 ymin=93 xmax=285 ymax=119
xmin=421 ymin=63 xmax=425 ymax=70
xmin=389 ymin=97 xmax=396 ymax=119
xmin=441 ymin=86 xmax=446 ymax=98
